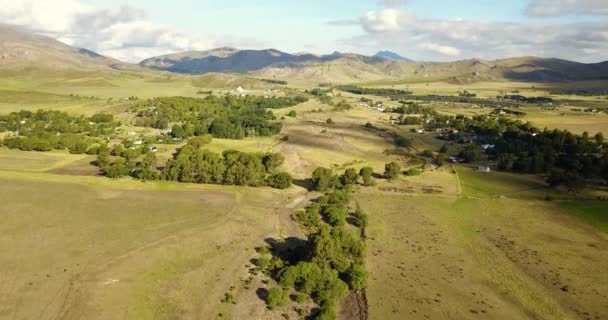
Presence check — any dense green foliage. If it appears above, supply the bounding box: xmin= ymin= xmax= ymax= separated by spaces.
xmin=384 ymin=162 xmax=401 ymax=180
xmin=337 ymin=85 xmax=413 ymax=95
xmin=131 ymin=95 xmax=305 ymax=139
xmin=270 ymin=175 xmax=370 ymax=319
xmin=96 ymin=138 xmax=290 ymax=189
xmin=0 ymin=110 xmax=117 ymax=153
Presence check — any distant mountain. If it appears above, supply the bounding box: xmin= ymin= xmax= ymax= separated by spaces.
xmin=0 ymin=25 xmax=134 ymax=71
xmin=374 ymin=50 xmax=411 ymax=61
xmin=140 ymin=48 xmax=331 ymax=74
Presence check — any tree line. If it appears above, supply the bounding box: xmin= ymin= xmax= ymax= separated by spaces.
xmin=131 ymin=95 xmax=307 ymax=140
xmin=96 ymin=137 xmax=292 ymax=189
xmin=258 ymin=168 xmax=370 ymax=319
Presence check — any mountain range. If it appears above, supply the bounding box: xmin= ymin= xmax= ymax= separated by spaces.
xmin=2 ymin=26 xmax=608 ymax=84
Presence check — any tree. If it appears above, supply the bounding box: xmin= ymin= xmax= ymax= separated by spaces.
xmin=351 ymin=209 xmax=368 ymax=228
xmin=312 ymin=167 xmax=339 ymax=192
xmin=384 ymin=162 xmax=401 ymax=180
xmin=188 ymin=135 xmax=212 ymax=148
xmin=263 ymin=153 xmax=285 ymax=172
xmin=326 ymin=118 xmax=334 ymax=125
xmin=135 ymin=152 xmax=159 ymax=181
xmin=459 ymin=144 xmax=481 ymax=163
xmin=346 ymin=263 xmax=368 ymax=291
xmin=394 ymin=134 xmax=412 ymax=147
xmin=439 ymin=144 xmax=449 ymax=153
xmin=359 ymin=167 xmax=375 ymax=186
xmin=267 ymin=172 xmax=292 ymax=189
xmin=287 ymin=110 xmax=297 ymax=117
xmin=595 ymin=132 xmax=604 ymax=145
xmin=266 ymin=287 xmax=290 ymax=309
xmin=341 ymin=168 xmax=359 ymax=185
xmin=497 ymin=153 xmax=516 ymax=171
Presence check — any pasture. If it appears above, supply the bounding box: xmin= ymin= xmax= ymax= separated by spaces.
xmin=0 ymin=170 xmax=303 ymax=320
xmin=358 ymin=167 xmax=608 ymax=320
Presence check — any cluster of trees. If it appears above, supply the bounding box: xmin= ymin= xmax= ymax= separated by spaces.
xmin=97 ymin=138 xmax=293 ymax=189
xmin=443 ymin=115 xmax=608 ymax=191
xmin=311 ymin=166 xmax=376 ymax=192
xmin=0 ymin=110 xmax=117 ymax=153
xmin=337 ymin=85 xmax=413 ymax=96
xmin=259 ymin=178 xmax=368 ymax=319
xmin=458 ymin=90 xmax=477 ymax=97
xmin=260 ymin=79 xmax=288 ymax=85
xmin=132 ymin=95 xmax=307 ymax=139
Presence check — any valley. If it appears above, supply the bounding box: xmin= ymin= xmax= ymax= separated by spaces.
xmin=1 ymin=23 xmax=607 ymax=320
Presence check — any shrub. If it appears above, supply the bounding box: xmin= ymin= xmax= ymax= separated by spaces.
xmin=407 ymin=168 xmax=423 ymax=176
xmin=267 ymin=287 xmax=290 ymax=309
xmin=384 ymin=162 xmax=401 ymax=180
xmin=287 ymin=110 xmax=297 ymax=117
xmin=188 ymin=135 xmax=213 ymax=148
xmin=326 ymin=118 xmax=334 ymax=125
xmin=255 ymin=256 xmax=271 ymax=269
xmin=267 ymin=172 xmax=293 ymax=189
xmin=341 ymin=168 xmax=359 ymax=185
xmin=294 ymin=292 xmax=309 ymax=303
xmin=359 ymin=167 xmax=375 ymax=186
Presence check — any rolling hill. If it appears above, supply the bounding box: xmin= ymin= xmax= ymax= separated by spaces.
xmin=141 ymin=47 xmax=608 ymax=84
xmin=374 ymin=50 xmax=411 ymax=61
xmin=0 ymin=26 xmax=134 ymax=71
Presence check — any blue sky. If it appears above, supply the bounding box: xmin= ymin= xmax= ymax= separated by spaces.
xmin=2 ymin=0 xmax=607 ymax=62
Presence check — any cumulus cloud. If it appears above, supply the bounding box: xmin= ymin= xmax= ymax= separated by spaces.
xmin=345 ymin=7 xmax=608 ymax=62
xmin=422 ymin=43 xmax=461 ymax=56
xmin=526 ymin=0 xmax=608 ymax=16
xmin=0 ymin=0 xmax=255 ymax=63
xmin=361 ymin=9 xmax=403 ymax=32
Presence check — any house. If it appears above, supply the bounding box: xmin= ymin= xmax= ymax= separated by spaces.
xmin=481 ymin=144 xmax=495 ymax=151
xmin=478 ymin=166 xmax=491 ymax=173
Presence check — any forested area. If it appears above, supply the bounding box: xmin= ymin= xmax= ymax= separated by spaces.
xmin=258 ymin=167 xmax=370 ymax=319
xmin=337 ymin=85 xmax=413 ymax=95
xmin=442 ymin=115 xmax=608 ymax=191
xmin=131 ymin=95 xmax=307 ymax=139
xmin=0 ymin=110 xmax=117 ymax=153
xmin=95 ymin=137 xmax=292 ymax=189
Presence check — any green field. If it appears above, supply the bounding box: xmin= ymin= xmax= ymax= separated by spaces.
xmin=1 ymin=67 xmax=608 ymax=320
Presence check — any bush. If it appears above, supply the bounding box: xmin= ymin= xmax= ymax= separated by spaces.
xmin=359 ymin=167 xmax=375 ymax=186
xmin=326 ymin=118 xmax=334 ymax=125
xmin=267 ymin=172 xmax=292 ymax=189
xmin=294 ymin=292 xmax=309 ymax=303
xmin=267 ymin=287 xmax=290 ymax=309
xmin=384 ymin=162 xmax=401 ymax=180
xmin=188 ymin=135 xmax=213 ymax=148
xmin=351 ymin=209 xmax=368 ymax=229
xmin=255 ymin=256 xmax=271 ymax=269
xmin=287 ymin=110 xmax=297 ymax=117
xmin=312 ymin=167 xmax=340 ymax=192
xmin=341 ymin=168 xmax=359 ymax=185
xmin=407 ymin=168 xmax=423 ymax=176
xmin=394 ymin=134 xmax=412 ymax=147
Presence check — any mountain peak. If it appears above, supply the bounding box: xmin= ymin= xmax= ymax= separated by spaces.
xmin=374 ymin=50 xmax=411 ymax=61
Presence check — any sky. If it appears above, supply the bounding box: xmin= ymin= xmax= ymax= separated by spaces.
xmin=0 ymin=0 xmax=607 ymax=63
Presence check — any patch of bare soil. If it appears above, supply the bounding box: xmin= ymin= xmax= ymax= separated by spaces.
xmin=339 ymin=290 xmax=368 ymax=320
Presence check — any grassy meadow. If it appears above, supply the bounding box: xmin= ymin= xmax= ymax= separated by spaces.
xmin=1 ymin=68 xmax=607 ymax=320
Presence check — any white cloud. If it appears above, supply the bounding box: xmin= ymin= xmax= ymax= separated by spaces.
xmin=341 ymin=8 xmax=608 ymax=62
xmin=0 ymin=0 xmax=255 ymax=63
xmin=527 ymin=0 xmax=608 ymax=16
xmin=361 ymin=9 xmax=412 ymax=33
xmin=422 ymin=43 xmax=461 ymax=56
